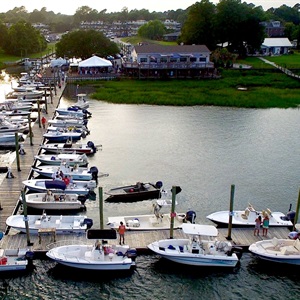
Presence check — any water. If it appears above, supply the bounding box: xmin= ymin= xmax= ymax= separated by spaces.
xmin=0 ymin=75 xmax=300 ymax=299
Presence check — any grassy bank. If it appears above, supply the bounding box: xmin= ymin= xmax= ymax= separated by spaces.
xmin=87 ymin=70 xmax=300 ymax=108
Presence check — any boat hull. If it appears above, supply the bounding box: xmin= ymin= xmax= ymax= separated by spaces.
xmin=249 ymin=238 xmax=300 ymax=265
xmin=23 ymin=193 xmax=84 ymax=210
xmin=148 ymin=239 xmax=239 ymax=267
xmin=46 ymin=244 xmax=134 ymax=270
xmin=206 ymin=209 xmax=293 ymax=228
xmin=6 ymin=215 xmax=92 ymax=234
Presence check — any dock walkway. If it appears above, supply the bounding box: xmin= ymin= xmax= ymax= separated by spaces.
xmin=0 ymin=78 xmax=291 ymax=255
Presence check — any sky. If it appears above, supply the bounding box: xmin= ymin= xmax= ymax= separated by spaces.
xmin=0 ymin=0 xmax=299 ymax=15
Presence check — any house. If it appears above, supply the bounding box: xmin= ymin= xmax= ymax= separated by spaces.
xmin=260 ymin=21 xmax=285 ymax=37
xmin=261 ymin=38 xmax=293 ymax=55
xmin=163 ymin=32 xmax=181 ymax=42
xmin=122 ymin=44 xmax=215 ymax=79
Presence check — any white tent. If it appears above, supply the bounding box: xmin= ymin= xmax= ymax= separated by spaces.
xmin=78 ymin=56 xmax=112 ymax=68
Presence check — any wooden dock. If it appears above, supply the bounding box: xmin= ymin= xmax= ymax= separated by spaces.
xmin=0 ymin=77 xmax=291 ymax=256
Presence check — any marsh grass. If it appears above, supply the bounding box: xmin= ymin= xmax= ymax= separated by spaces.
xmin=88 ymin=70 xmax=300 ymax=108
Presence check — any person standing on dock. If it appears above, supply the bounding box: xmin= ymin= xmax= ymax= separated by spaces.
xmin=118 ymin=221 xmax=126 ymax=245
xmin=254 ymin=216 xmax=262 ymax=236
xmin=41 ymin=116 xmax=47 ymax=129
xmin=262 ymin=215 xmax=270 ymax=236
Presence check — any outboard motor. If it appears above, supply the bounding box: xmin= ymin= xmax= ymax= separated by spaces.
xmin=89 ymin=166 xmax=99 ymax=184
xmin=229 ymin=246 xmax=243 ymax=259
xmin=286 ymin=211 xmax=296 ymax=223
xmin=25 ymin=251 xmax=35 ymax=260
xmin=126 ymin=248 xmax=137 ymax=263
xmin=78 ymin=195 xmax=88 ymax=205
xmin=82 ymin=218 xmax=93 ymax=229
xmin=87 ymin=141 xmax=97 ymax=153
xmin=185 ymin=210 xmax=196 ymax=224
xmin=155 ymin=181 xmax=163 ymax=189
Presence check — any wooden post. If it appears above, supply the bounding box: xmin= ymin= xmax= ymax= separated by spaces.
xmin=226 ymin=184 xmax=235 ymax=240
xmin=44 ymin=89 xmax=48 ymax=114
xmin=49 ymin=81 xmax=53 ymax=104
xmin=293 ymin=189 xmax=300 ymax=231
xmin=37 ymin=100 xmax=41 ymax=128
xmin=21 ymin=190 xmax=32 ymax=246
xmin=15 ymin=132 xmax=21 ymax=171
xmin=169 ymin=185 xmax=177 ymax=239
xmin=27 ymin=114 xmax=33 ymax=146
xmin=99 ymin=187 xmax=104 ymax=229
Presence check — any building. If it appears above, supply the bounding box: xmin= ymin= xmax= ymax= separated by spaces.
xmin=260 ymin=21 xmax=285 ymax=37
xmin=261 ymin=38 xmax=293 ymax=55
xmin=122 ymin=44 xmax=216 ymax=79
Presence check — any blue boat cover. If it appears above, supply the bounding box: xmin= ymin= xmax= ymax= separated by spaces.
xmin=45 ymin=180 xmax=67 ymax=190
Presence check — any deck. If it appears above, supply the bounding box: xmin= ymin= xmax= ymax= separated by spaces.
xmin=0 ymin=74 xmax=291 ymax=256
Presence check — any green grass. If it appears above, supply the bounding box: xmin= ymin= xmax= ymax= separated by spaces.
xmin=0 ymin=43 xmax=56 ymax=68
xmin=87 ymin=70 xmax=300 ymax=108
xmin=121 ymin=36 xmax=177 ymax=46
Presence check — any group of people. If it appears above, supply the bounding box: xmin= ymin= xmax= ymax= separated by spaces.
xmin=254 ymin=214 xmax=270 ymax=236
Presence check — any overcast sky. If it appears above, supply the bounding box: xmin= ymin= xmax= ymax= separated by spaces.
xmin=0 ymin=0 xmax=299 ymax=15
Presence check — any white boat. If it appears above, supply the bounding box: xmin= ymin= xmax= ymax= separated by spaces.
xmin=0 ymin=248 xmax=33 ymax=272
xmin=22 ymin=179 xmax=97 ymax=196
xmin=147 ymin=223 xmax=242 ymax=267
xmin=34 ymin=153 xmax=88 ymax=167
xmin=47 ymin=118 xmax=88 ymax=128
xmin=47 ymin=126 xmax=89 ymax=137
xmin=55 ymin=106 xmax=86 ymax=117
xmin=0 ymin=132 xmax=23 ymax=143
xmin=249 ymin=237 xmax=300 ymax=265
xmin=107 ymin=198 xmax=190 ymax=231
xmin=32 ymin=164 xmax=101 ymax=181
xmin=0 ymin=118 xmax=28 ymax=134
xmin=22 ymin=192 xmax=86 ymax=210
xmin=6 ymin=89 xmax=44 ymax=99
xmin=43 ymin=131 xmax=83 ymax=143
xmin=0 ymin=101 xmax=32 ymax=112
xmin=74 ymin=93 xmax=89 ymax=109
xmin=46 ymin=240 xmax=137 ymax=271
xmin=6 ymin=212 xmax=93 ymax=234
xmin=206 ymin=203 xmax=294 ymax=227
xmin=40 ymin=141 xmax=99 ymax=155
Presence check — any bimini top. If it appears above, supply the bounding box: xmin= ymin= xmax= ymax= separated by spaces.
xmin=181 ymin=223 xmax=218 ymax=237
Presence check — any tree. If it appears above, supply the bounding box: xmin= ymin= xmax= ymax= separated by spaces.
xmin=215 ymin=0 xmax=265 ymax=56
xmin=138 ymin=20 xmax=166 ymax=40
xmin=179 ymin=0 xmax=216 ymax=49
xmin=55 ymin=29 xmax=119 ymax=59
xmin=0 ymin=23 xmax=8 ymax=48
xmin=2 ymin=21 xmax=47 ymax=56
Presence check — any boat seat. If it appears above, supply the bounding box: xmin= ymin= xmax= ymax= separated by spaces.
xmin=280 ymin=245 xmax=297 ymax=254
xmin=0 ymin=249 xmax=4 ymax=257
xmin=294 ymin=239 xmax=300 ymax=251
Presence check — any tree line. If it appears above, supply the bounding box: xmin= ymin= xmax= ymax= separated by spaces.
xmin=0 ymin=1 xmax=299 ymax=58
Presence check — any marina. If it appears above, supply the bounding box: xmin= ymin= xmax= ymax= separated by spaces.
xmin=0 ymin=77 xmax=296 ymax=256
xmin=0 ymin=69 xmax=299 ymax=300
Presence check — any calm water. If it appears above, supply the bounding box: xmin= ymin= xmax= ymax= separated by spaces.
xmin=0 ymin=75 xmax=300 ymax=299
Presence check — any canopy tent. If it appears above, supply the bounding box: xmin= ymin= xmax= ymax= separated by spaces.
xmin=78 ymin=56 xmax=112 ymax=68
